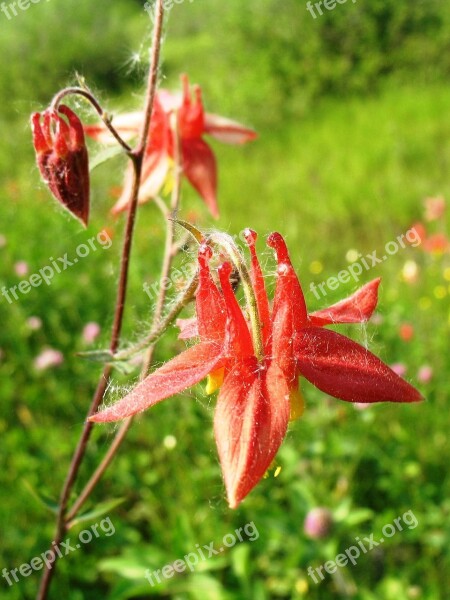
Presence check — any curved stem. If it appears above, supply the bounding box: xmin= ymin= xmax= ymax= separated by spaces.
xmin=36 ymin=3 xmax=165 ymax=599
xmin=50 ymin=87 xmax=133 ymax=154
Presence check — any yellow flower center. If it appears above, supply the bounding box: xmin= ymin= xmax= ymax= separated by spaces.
xmin=289 ymin=387 xmax=305 ymax=422
xmin=205 ymin=367 xmax=225 ymax=395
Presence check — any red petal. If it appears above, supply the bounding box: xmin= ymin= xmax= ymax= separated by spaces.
xmin=218 ymin=262 xmax=254 ymax=358
xmin=111 ymin=150 xmax=169 ymax=215
xmin=182 ymin=139 xmax=218 ymax=219
xmin=214 ymin=358 xmax=290 ymax=508
xmin=204 ymin=113 xmax=258 ymax=144
xmin=267 ymin=232 xmax=307 ymax=380
xmin=196 ymin=244 xmax=227 ymax=341
xmin=84 ymin=111 xmax=143 ymax=144
xmin=267 ymin=232 xmax=307 ymax=327
xmin=243 ymin=229 xmax=272 ymax=349
xmin=178 ymin=75 xmax=205 ymax=139
xmin=58 ymin=105 xmax=86 ymax=150
xmin=176 ymin=317 xmax=199 ymax=340
xmin=309 ymin=278 xmax=381 ymax=326
xmin=89 ymin=341 xmax=224 ymax=423
xmin=295 ymin=327 xmax=423 ymax=403
xmin=31 ymin=113 xmax=50 ymax=154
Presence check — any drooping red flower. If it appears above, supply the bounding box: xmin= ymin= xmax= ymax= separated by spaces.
xmin=31 ymin=105 xmax=90 ymax=226
xmin=85 ymin=75 xmax=257 ymax=218
xmin=90 ymin=230 xmax=422 ymax=508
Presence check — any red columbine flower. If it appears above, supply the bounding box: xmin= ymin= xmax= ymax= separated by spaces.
xmin=31 ymin=105 xmax=90 ymax=226
xmin=85 ymin=75 xmax=257 ymax=218
xmin=90 ymin=230 xmax=422 ymax=508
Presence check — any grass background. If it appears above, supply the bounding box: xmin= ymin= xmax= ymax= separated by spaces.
xmin=0 ymin=0 xmax=449 ymax=598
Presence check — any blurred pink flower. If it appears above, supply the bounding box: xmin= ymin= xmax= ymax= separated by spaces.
xmin=82 ymin=322 xmax=101 ymax=344
xmin=26 ymin=316 xmax=43 ymax=331
xmin=14 ymin=261 xmax=29 ymax=277
xmin=304 ymin=508 xmax=333 ymax=539
xmin=34 ymin=348 xmax=64 ymax=371
xmin=424 ymin=196 xmax=446 ymax=222
xmin=417 ymin=365 xmax=433 ymax=384
xmin=390 ymin=363 xmax=407 ymax=377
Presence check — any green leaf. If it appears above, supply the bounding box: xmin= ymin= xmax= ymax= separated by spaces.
xmin=89 ymin=145 xmax=125 ymax=171
xmin=68 ymin=497 xmax=125 ymax=528
xmin=76 ymin=349 xmax=113 ymax=363
xmin=230 ymin=543 xmax=251 ymax=583
xmin=109 ymin=360 xmax=138 ymax=375
xmin=23 ymin=480 xmax=59 ymax=514
xmin=99 ymin=545 xmax=168 ymax=579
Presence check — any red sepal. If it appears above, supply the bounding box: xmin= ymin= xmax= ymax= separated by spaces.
xmin=214 ymin=358 xmax=290 ymax=508
xmin=89 ymin=341 xmax=224 ymax=423
xmin=295 ymin=327 xmax=423 ymax=403
xmin=309 ymin=279 xmax=380 ymax=326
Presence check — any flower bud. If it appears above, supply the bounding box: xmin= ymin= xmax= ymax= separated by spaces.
xmin=31 ymin=105 xmax=90 ymax=226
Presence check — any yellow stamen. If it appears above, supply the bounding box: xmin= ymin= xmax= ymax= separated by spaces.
xmin=289 ymin=387 xmax=305 ymax=422
xmin=263 ymin=459 xmax=280 ymax=479
xmin=205 ymin=367 xmax=225 ymax=395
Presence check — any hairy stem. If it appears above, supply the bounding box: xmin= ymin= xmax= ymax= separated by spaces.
xmin=66 ymin=101 xmax=188 ymax=528
xmin=36 ymin=3 xmax=165 ymax=599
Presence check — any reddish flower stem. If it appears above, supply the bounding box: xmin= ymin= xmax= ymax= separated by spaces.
xmin=36 ymin=3 xmax=165 ymax=599
xmin=65 ymin=109 xmax=188 ymax=522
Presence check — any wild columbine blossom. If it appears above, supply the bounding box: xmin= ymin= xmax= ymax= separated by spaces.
xmin=85 ymin=75 xmax=257 ymax=218
xmin=90 ymin=230 xmax=422 ymax=508
xmin=31 ymin=105 xmax=90 ymax=226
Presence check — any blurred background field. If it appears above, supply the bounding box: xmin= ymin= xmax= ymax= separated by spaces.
xmin=0 ymin=0 xmax=449 ymax=598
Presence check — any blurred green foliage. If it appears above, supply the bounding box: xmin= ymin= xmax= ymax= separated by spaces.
xmin=0 ymin=0 xmax=449 ymax=599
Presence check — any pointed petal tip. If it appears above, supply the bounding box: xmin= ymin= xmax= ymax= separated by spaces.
xmin=227 ymin=496 xmax=240 ymax=510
